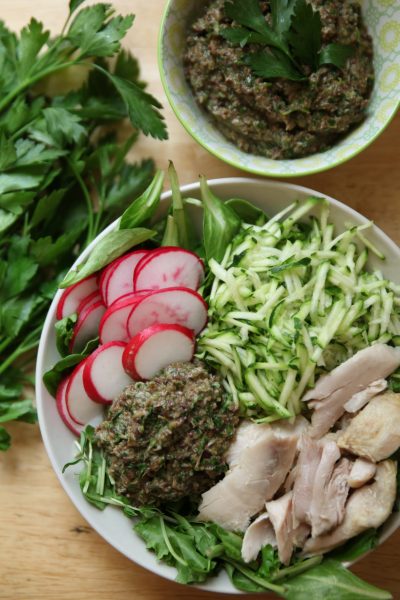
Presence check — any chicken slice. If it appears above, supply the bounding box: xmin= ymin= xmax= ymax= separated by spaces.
xmin=265 ymin=492 xmax=294 ymax=566
xmin=198 ymin=421 xmax=299 ymax=531
xmin=292 ymin=436 xmax=323 ymax=526
xmin=348 ymin=458 xmax=377 ymax=488
xmin=241 ymin=513 xmax=276 ymax=563
xmin=344 ymin=378 xmax=387 ymax=413
xmin=338 ymin=391 xmax=400 ymax=462
xmin=311 ymin=458 xmax=352 ymax=538
xmin=303 ymin=460 xmax=397 ymax=555
xmin=302 ymin=344 xmax=400 ymax=438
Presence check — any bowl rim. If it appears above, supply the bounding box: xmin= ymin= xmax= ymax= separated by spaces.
xmin=157 ymin=0 xmax=400 ymax=178
xmin=36 ymin=176 xmax=400 ymax=593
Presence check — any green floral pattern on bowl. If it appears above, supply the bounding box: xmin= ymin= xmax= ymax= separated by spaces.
xmin=158 ymin=0 xmax=400 ymax=177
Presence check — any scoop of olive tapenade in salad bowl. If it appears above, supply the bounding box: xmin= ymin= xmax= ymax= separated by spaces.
xmin=37 ymin=171 xmax=400 ymax=597
xmin=158 ymin=0 xmax=400 ymax=177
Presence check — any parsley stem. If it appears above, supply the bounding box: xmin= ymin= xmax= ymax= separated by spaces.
xmin=66 ymin=157 xmax=95 ymax=245
xmin=0 ymin=339 xmax=40 ymax=376
xmin=0 ymin=60 xmax=77 ymax=114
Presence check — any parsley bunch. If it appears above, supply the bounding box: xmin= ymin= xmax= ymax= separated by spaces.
xmin=0 ymin=0 xmax=167 ymax=450
xmin=222 ymin=0 xmax=355 ymax=81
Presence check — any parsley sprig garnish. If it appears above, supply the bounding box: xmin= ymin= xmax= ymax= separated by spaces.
xmin=222 ymin=0 xmax=355 ymax=81
xmin=0 ymin=0 xmax=167 ymax=450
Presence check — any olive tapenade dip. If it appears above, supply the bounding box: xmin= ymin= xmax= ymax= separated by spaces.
xmin=95 ymin=361 xmax=239 ymax=507
xmin=184 ymin=0 xmax=374 ymax=159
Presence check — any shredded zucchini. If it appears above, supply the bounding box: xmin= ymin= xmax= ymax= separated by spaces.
xmin=198 ymin=198 xmax=400 ymax=419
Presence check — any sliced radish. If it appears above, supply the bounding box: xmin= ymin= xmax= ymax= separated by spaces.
xmin=69 ymin=300 xmax=106 ymax=353
xmin=83 ymin=342 xmax=134 ymax=404
xmin=134 ymin=248 xmax=205 ymax=292
xmin=65 ymin=360 xmax=104 ymax=426
xmin=56 ymin=376 xmax=83 ymax=436
xmin=104 ymin=250 xmax=148 ymax=306
xmin=122 ymin=324 xmax=195 ymax=380
xmin=99 ymin=266 xmax=113 ymax=305
xmin=99 ymin=292 xmax=153 ymax=344
xmin=77 ymin=290 xmax=102 ymax=315
xmin=127 ymin=287 xmax=208 ymax=338
xmin=56 ymin=274 xmax=98 ymax=320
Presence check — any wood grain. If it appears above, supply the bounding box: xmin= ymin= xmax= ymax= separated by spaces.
xmin=1 ymin=1 xmax=399 ymax=599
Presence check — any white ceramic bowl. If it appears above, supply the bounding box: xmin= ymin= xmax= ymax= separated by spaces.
xmin=36 ymin=178 xmax=400 ymax=594
xmin=158 ymin=0 xmax=400 ymax=178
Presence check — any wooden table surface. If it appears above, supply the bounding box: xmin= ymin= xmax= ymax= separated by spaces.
xmin=1 ymin=1 xmax=399 ymax=599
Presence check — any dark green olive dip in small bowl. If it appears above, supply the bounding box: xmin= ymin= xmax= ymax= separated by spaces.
xmin=184 ymin=0 xmax=374 ymax=160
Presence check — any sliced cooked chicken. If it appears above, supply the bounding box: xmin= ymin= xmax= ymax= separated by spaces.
xmin=311 ymin=458 xmax=351 ymax=538
xmin=309 ymin=439 xmax=341 ymax=536
xmin=198 ymin=421 xmax=299 ymax=531
xmin=241 ymin=513 xmax=276 ymax=563
xmin=303 ymin=344 xmax=400 ymax=438
xmin=348 ymin=458 xmax=377 ymax=488
xmin=292 ymin=436 xmax=323 ymax=526
xmin=283 ymin=465 xmax=297 ymax=494
xmin=338 ymin=391 xmax=400 ymax=462
xmin=303 ymin=460 xmax=397 ymax=555
xmin=265 ymin=492 xmax=294 ymax=566
xmin=344 ymin=378 xmax=387 ymax=413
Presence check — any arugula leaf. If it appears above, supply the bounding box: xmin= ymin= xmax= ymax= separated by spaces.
xmin=225 ymin=198 xmax=266 ymax=224
xmin=245 ymin=48 xmax=305 ymax=81
xmin=328 ymin=529 xmax=379 ymax=562
xmin=43 ymin=337 xmax=99 ymax=396
xmin=319 ymin=43 xmax=355 ymax=69
xmin=287 ymin=0 xmax=321 ymax=69
xmin=119 ymin=170 xmax=164 ymax=229
xmin=60 ymin=227 xmax=156 ymax=287
xmin=283 ymin=559 xmax=392 ymax=599
xmin=200 ymin=176 xmax=241 ymax=262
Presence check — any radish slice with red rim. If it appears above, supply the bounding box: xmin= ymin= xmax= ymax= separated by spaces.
xmin=56 ymin=274 xmax=98 ymax=320
xmin=65 ymin=360 xmax=104 ymax=426
xmin=104 ymin=250 xmax=148 ymax=306
xmin=77 ymin=290 xmax=102 ymax=315
xmin=99 ymin=266 xmax=113 ymax=305
xmin=83 ymin=342 xmax=133 ymax=404
xmin=69 ymin=300 xmax=106 ymax=353
xmin=56 ymin=376 xmax=83 ymax=436
xmin=127 ymin=287 xmax=208 ymax=337
xmin=134 ymin=247 xmax=204 ymax=292
xmin=99 ymin=292 xmax=153 ymax=344
xmin=122 ymin=324 xmax=195 ymax=380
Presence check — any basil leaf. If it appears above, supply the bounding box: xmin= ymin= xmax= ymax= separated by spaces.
xmin=200 ymin=176 xmax=241 ymax=263
xmin=119 ymin=170 xmax=164 ymax=229
xmin=55 ymin=313 xmax=78 ymax=357
xmin=225 ymin=198 xmax=267 ymax=224
xmin=288 ymin=0 xmax=322 ymax=70
xmin=60 ymin=227 xmax=155 ymax=287
xmin=283 ymin=559 xmax=392 ymax=600
xmin=319 ymin=43 xmax=355 ymax=69
xmin=245 ymin=48 xmax=305 ymax=81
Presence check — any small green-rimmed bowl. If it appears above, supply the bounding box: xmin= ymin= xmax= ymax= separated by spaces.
xmin=158 ymin=0 xmax=400 ymax=178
